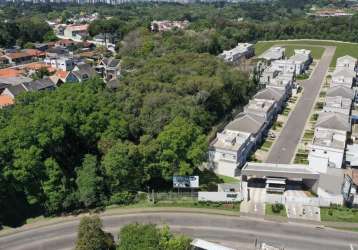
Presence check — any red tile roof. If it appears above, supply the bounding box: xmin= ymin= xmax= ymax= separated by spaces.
xmin=0 ymin=68 xmax=24 ymax=77
xmin=0 ymin=95 xmax=14 ymax=107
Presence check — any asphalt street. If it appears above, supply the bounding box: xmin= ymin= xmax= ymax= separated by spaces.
xmin=0 ymin=212 xmax=357 ymax=250
xmin=266 ymin=46 xmax=336 ymax=164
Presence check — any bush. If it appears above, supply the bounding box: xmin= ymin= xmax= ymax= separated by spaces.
xmin=109 ymin=192 xmax=136 ymax=205
xmin=272 ymin=203 xmax=284 ymax=213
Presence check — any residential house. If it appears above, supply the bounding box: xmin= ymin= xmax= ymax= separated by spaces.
xmin=259 ymin=66 xmax=280 ymax=85
xmin=0 ymin=76 xmax=32 ymax=91
xmin=208 ymin=129 xmax=253 ymax=177
xmin=2 ymin=52 xmax=33 ymax=65
xmin=218 ymin=43 xmax=254 ymax=64
xmin=326 ymin=85 xmax=355 ymax=100
xmin=336 ymin=55 xmax=357 ymax=72
xmin=258 ymin=47 xmax=285 ymax=62
xmin=55 ymin=39 xmax=77 ymax=47
xmin=53 ymin=70 xmax=79 ymax=84
xmin=22 ymin=78 xmax=56 ymax=92
xmin=254 ymin=87 xmax=286 ymax=113
xmin=97 ymin=57 xmax=120 ymax=82
xmin=1 ymin=84 xmax=27 ymax=99
xmin=63 ymin=24 xmax=89 ymax=40
xmin=308 ymin=112 xmax=351 ymax=172
xmin=288 ymin=49 xmax=312 ymax=75
xmin=343 ymin=168 xmax=358 ymax=207
xmin=243 ymin=98 xmax=276 ymax=122
xmin=331 ymin=68 xmax=356 ymax=88
xmin=72 ymin=63 xmax=97 ymax=82
xmin=323 ymin=96 xmax=352 ymax=115
xmin=268 ymin=72 xmax=295 ymax=93
xmin=44 ymin=56 xmax=75 ymax=71
xmin=271 ymin=60 xmax=296 ymax=75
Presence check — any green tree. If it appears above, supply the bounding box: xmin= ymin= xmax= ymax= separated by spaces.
xmin=75 ymin=216 xmax=115 ymax=250
xmin=76 ymin=154 xmax=105 ymax=208
xmin=42 ymin=158 xmax=66 ymax=214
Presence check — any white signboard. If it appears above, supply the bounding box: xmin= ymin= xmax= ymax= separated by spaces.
xmin=173 ymin=176 xmax=199 ymax=188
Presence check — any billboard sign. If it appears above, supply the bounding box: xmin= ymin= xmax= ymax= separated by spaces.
xmin=173 ymin=176 xmax=199 ymax=188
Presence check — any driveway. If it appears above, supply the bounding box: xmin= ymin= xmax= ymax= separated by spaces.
xmin=266 ymin=46 xmax=336 ymax=164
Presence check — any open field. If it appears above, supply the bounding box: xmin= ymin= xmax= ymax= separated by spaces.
xmin=255 ymin=40 xmax=358 ymax=67
xmin=321 ymin=207 xmax=358 ymax=223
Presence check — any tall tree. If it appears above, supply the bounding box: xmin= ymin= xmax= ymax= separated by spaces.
xmin=76 ymin=154 xmax=105 ymax=208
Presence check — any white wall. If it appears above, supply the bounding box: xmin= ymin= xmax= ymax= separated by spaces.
xmin=198 ymin=192 xmax=242 ymax=202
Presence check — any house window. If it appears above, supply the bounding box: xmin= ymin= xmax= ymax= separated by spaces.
xmin=324 ymin=151 xmax=327 ymax=154
xmin=312 ymin=149 xmax=315 ymax=152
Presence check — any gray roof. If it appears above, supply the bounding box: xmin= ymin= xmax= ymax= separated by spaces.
xmin=5 ymin=84 xmax=27 ymax=96
xmin=337 ymin=55 xmax=357 ymax=63
xmin=316 ymin=112 xmax=351 ymax=132
xmin=73 ymin=63 xmax=96 ymax=80
xmin=226 ymin=112 xmax=266 ymax=135
xmin=318 ymin=168 xmax=344 ymax=195
xmin=0 ymin=76 xmax=32 ymax=86
xmin=326 ymin=85 xmax=355 ymax=100
xmin=102 ymin=57 xmax=120 ymax=68
xmin=23 ymin=78 xmax=56 ymax=91
xmin=254 ymin=87 xmax=285 ymax=102
xmin=242 ymin=162 xmax=320 ymax=180
xmin=332 ymin=68 xmax=356 ymax=78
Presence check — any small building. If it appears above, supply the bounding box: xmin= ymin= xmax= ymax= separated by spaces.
xmin=2 ymin=52 xmax=33 ymax=65
xmin=0 ymin=95 xmax=14 ymax=108
xmin=218 ymin=43 xmax=254 ymax=64
xmin=1 ymin=84 xmax=27 ymax=99
xmin=63 ymin=24 xmax=89 ymax=40
xmin=323 ymin=96 xmax=352 ymax=115
xmin=331 ymin=68 xmax=356 ymax=88
xmin=97 ymin=57 xmax=120 ymax=82
xmin=258 ymin=47 xmax=285 ymax=62
xmin=336 ymin=55 xmax=357 ymax=72
xmin=343 ymin=168 xmax=358 ymax=207
xmin=22 ymin=78 xmax=56 ymax=92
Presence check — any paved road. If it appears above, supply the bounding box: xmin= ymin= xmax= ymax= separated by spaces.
xmin=0 ymin=212 xmax=357 ymax=250
xmin=266 ymin=46 xmax=336 ymax=164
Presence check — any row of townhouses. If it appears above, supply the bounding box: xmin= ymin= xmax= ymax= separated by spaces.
xmin=209 ymin=46 xmax=312 ymax=177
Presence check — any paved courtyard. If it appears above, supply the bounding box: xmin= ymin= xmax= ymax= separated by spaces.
xmin=266 ymin=46 xmax=336 ymax=164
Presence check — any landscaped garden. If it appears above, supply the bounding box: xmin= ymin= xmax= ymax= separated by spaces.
xmin=266 ymin=204 xmax=287 ymax=217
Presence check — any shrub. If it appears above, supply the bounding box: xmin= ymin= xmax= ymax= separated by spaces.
xmin=272 ymin=203 xmax=284 ymax=213
xmin=109 ymin=192 xmax=136 ymax=205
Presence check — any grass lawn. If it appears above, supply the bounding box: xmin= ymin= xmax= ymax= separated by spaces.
xmin=321 ymin=207 xmax=358 ymax=223
xmin=218 ymin=174 xmax=240 ymax=183
xmin=266 ymin=204 xmax=287 ymax=217
xmin=303 ymin=130 xmax=314 ymax=140
xmin=255 ymin=40 xmax=358 ymax=67
xmin=261 ymin=140 xmax=273 ymax=151
xmin=294 ymin=152 xmax=309 ymax=164
xmin=282 ymin=107 xmax=291 ymax=116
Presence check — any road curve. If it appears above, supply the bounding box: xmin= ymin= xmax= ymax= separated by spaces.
xmin=266 ymin=46 xmax=336 ymax=164
xmin=0 ymin=212 xmax=357 ymax=250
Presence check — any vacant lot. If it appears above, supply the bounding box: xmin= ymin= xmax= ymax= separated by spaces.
xmin=321 ymin=207 xmax=358 ymax=223
xmin=255 ymin=40 xmax=358 ymax=67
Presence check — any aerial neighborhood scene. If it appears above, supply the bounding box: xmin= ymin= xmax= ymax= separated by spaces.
xmin=1 ymin=0 xmax=358 ymax=250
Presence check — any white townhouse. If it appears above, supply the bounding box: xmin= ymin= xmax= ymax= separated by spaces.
xmin=258 ymin=47 xmax=285 ymax=62
xmin=336 ymin=55 xmax=357 ymax=72
xmin=254 ymin=87 xmax=286 ymax=113
xmin=326 ymin=85 xmax=355 ymax=101
xmin=308 ymin=112 xmax=351 ymax=172
xmin=208 ymin=129 xmax=253 ymax=177
xmin=288 ymin=49 xmax=313 ymax=75
xmin=259 ymin=66 xmax=280 ymax=85
xmin=270 ymin=60 xmax=296 ymax=74
xmin=218 ymin=43 xmax=254 ymax=63
xmin=331 ymin=68 xmax=356 ymax=88
xmin=323 ymin=96 xmax=352 ymax=115
xmin=243 ymin=98 xmax=276 ymax=122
